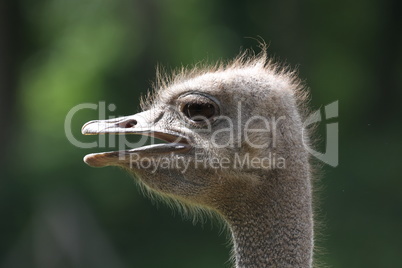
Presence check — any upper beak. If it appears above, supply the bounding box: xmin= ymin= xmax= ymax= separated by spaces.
xmin=82 ymin=111 xmax=189 ymax=144
xmin=81 ymin=111 xmax=191 ymax=167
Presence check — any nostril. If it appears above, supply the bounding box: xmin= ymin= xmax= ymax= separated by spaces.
xmin=123 ymin=119 xmax=137 ymax=128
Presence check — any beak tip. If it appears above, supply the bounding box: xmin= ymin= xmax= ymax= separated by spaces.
xmin=81 ymin=120 xmax=100 ymax=135
xmin=81 ymin=121 xmax=91 ymax=135
xmin=83 ymin=153 xmax=108 ymax=167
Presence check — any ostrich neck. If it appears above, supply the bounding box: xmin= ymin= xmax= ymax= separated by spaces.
xmin=220 ymin=172 xmax=314 ymax=268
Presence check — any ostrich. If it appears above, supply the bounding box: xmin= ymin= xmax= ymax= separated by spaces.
xmin=82 ymin=50 xmax=315 ymax=268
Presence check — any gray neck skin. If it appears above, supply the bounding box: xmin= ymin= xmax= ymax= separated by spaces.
xmin=218 ymin=172 xmax=313 ymax=268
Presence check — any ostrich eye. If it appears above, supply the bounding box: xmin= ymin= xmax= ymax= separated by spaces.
xmin=179 ymin=94 xmax=220 ymax=124
xmin=182 ymin=102 xmax=216 ymax=122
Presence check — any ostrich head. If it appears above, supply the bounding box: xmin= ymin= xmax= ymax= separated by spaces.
xmin=82 ymin=50 xmax=314 ymax=268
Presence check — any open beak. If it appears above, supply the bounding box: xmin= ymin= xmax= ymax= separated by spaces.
xmin=81 ymin=112 xmax=191 ymax=167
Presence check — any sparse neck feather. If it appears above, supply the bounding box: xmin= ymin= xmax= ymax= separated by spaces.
xmin=219 ymin=170 xmax=314 ymax=268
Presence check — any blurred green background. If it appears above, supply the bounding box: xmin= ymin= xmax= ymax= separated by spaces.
xmin=1 ymin=0 xmax=401 ymax=267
